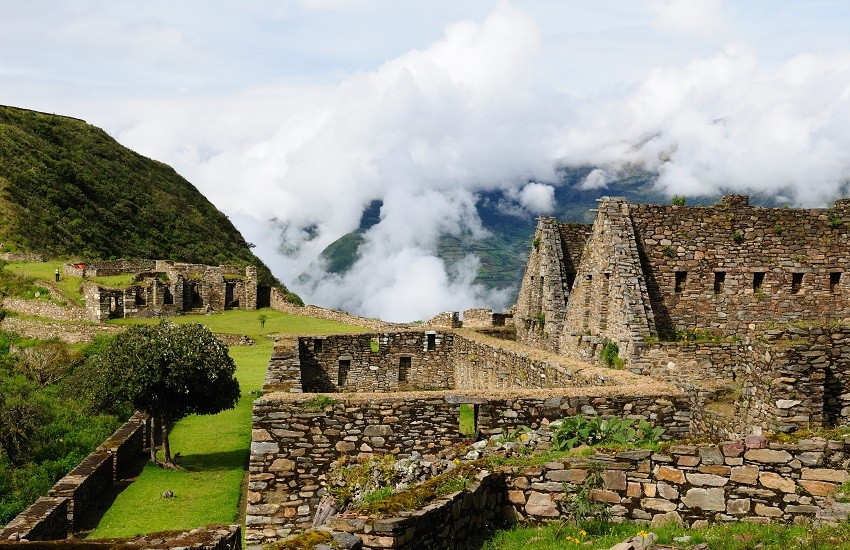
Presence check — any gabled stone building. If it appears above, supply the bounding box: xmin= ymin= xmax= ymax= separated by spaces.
xmin=515 ymin=195 xmax=850 ymax=360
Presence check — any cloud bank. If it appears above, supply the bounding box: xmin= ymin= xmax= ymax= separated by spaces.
xmin=8 ymin=2 xmax=850 ymax=321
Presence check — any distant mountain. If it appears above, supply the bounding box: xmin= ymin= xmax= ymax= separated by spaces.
xmin=316 ymin=166 xmax=668 ymax=293
xmin=0 ymin=105 xmax=294 ymax=295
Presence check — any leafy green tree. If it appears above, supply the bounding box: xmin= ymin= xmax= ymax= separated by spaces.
xmin=0 ymin=375 xmax=51 ymax=466
xmin=89 ymin=322 xmax=240 ymax=467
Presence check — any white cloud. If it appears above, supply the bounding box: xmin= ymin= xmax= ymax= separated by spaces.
xmin=518 ymin=183 xmax=555 ymax=213
xmin=647 ymin=0 xmax=730 ymax=37
xmin=579 ymin=168 xmax=611 ymax=190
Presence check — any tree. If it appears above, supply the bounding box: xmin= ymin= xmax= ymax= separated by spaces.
xmin=0 ymin=375 xmax=51 ymax=466
xmin=90 ymin=322 xmax=240 ymax=467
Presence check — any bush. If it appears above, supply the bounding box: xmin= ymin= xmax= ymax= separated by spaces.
xmin=599 ymin=339 xmax=624 ymax=368
xmin=551 ymin=415 xmax=664 ymax=451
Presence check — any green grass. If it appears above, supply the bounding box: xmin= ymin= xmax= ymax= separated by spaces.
xmin=482 ymin=520 xmax=850 ymax=550
xmin=87 ymin=310 xmax=366 ymax=538
xmin=459 ymin=404 xmax=476 ymax=437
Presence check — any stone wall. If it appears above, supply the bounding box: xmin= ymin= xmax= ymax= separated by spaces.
xmin=264 ymin=339 xmax=302 ymax=393
xmin=0 ymin=317 xmax=121 ymax=344
xmin=327 ymin=472 xmax=507 ymax=549
xmin=501 ymin=436 xmax=850 ymax=527
xmin=426 ymin=311 xmax=460 ymax=329
xmin=0 ymin=414 xmax=147 ymax=540
xmin=0 ymin=297 xmax=88 ymax=322
xmin=451 ymin=332 xmax=645 ymax=391
xmin=298 ymin=331 xmax=455 ymax=393
xmin=514 ymin=218 xmax=592 ymax=352
xmin=0 ymin=497 xmax=69 ymax=542
xmin=630 ymin=195 xmax=850 ymax=336
xmin=0 ymin=252 xmax=43 ymax=262
xmin=246 ymin=387 xmax=690 ymax=545
xmin=65 ymin=259 xmax=156 ymax=277
xmin=269 ymin=289 xmax=402 ymax=331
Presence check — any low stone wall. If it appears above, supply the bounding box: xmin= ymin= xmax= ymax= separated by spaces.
xmin=328 ymin=471 xmax=507 ymax=549
xmin=67 ymin=259 xmax=156 ymax=277
xmin=452 ymin=332 xmax=645 ymax=391
xmin=426 ymin=311 xmax=460 ymax=329
xmin=48 ymin=452 xmax=113 ymax=531
xmin=0 ymin=497 xmax=68 ymax=541
xmin=246 ymin=386 xmax=688 ymax=545
xmin=264 ymin=339 xmax=302 ymax=393
xmin=2 ymin=524 xmax=241 ymax=548
xmin=0 ymin=414 xmax=147 ymax=540
xmin=0 ymin=317 xmax=122 ymax=343
xmin=0 ymin=297 xmax=88 ymax=322
xmin=501 ymin=436 xmax=850 ymax=527
xmin=0 ymin=252 xmax=43 ymax=262
xmin=269 ymin=289 xmax=403 ymax=331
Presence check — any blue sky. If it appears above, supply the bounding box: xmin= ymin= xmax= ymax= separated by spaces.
xmin=3 ymin=1 xmax=850 ymax=320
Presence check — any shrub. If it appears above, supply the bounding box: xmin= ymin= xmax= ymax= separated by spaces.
xmin=671 ymin=195 xmax=686 ymax=206
xmin=599 ymin=339 xmax=624 ymax=368
xmin=551 ymin=415 xmax=664 ymax=451
xmin=732 ymin=230 xmax=744 ymax=243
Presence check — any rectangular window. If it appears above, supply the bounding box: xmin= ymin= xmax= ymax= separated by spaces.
xmin=831 ymin=272 xmax=841 ymax=293
xmin=714 ymin=272 xmax=726 ymax=294
xmin=370 ymin=337 xmax=379 ymax=352
xmin=675 ymin=271 xmax=687 ymax=294
xmin=399 ymin=356 xmax=411 ymax=382
xmin=314 ymin=338 xmax=323 ymax=352
xmin=792 ymin=273 xmax=803 ymax=294
xmin=753 ymin=272 xmax=765 ymax=291
xmin=566 ymin=272 xmax=576 ymax=292
xmin=426 ymin=333 xmax=436 ymax=351
xmin=338 ymin=360 xmax=350 ymax=386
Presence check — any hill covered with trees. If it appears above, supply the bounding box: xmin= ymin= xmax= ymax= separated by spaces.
xmin=0 ymin=105 xmax=288 ymax=290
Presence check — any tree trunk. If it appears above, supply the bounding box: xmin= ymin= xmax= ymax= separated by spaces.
xmin=149 ymin=415 xmax=157 ymax=462
xmin=161 ymin=417 xmax=172 ymax=466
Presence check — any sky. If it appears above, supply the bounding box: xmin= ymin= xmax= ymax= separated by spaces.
xmin=3 ymin=0 xmax=850 ymax=321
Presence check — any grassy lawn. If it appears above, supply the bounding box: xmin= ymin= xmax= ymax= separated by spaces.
xmin=87 ymin=310 xmax=367 ymax=538
xmin=483 ymin=520 xmax=850 ymax=550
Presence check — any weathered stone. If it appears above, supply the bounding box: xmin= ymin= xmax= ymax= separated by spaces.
xmin=801 ymin=468 xmax=850 ymax=483
xmin=681 ymin=488 xmax=725 ymax=511
xmin=698 ymin=446 xmax=724 ymax=465
xmin=507 ymin=490 xmax=526 ymax=505
xmin=731 ymin=465 xmax=759 ymax=485
xmin=798 ymin=479 xmax=838 ymax=496
xmin=657 ymin=481 xmax=679 ymax=500
xmin=589 ymin=489 xmax=621 ymax=504
xmin=727 ymin=498 xmax=751 ymax=514
xmin=603 ymin=471 xmax=627 ymax=491
xmin=744 ymin=449 xmax=792 ymax=463
xmin=754 ymin=503 xmax=782 ymax=518
xmin=642 ymin=498 xmax=677 ymax=512
xmin=546 ymin=469 xmax=587 ymax=484
xmin=686 ymin=473 xmax=728 ymax=487
xmin=758 ymin=472 xmax=796 ymax=493
xmin=651 ymin=511 xmax=684 ymax=528
xmin=269 ymin=459 xmax=296 ymax=472
xmin=525 ymin=492 xmax=559 ymax=517
xmin=655 ymin=466 xmax=686 ymax=484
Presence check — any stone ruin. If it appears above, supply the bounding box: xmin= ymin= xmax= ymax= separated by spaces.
xmin=246 ymin=195 xmax=850 ymax=547
xmin=64 ymin=259 xmax=264 ymax=321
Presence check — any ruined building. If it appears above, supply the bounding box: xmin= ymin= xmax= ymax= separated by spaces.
xmin=515 ymin=195 xmax=850 ymax=359
xmin=64 ymin=259 xmax=264 ymax=321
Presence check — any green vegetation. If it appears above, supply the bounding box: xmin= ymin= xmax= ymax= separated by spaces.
xmin=599 ymin=339 xmax=624 ymax=368
xmin=0 ymin=105 xmax=295 ymax=294
xmin=671 ymin=195 xmax=686 ymax=206
xmin=551 ymin=415 xmax=664 ymax=451
xmin=87 ymin=310 xmax=365 ymax=537
xmin=0 ymin=332 xmax=125 ymax=526
xmin=354 ymin=463 xmax=478 ymax=515
xmin=303 ymin=394 xmax=338 ymax=410
xmin=459 ymin=404 xmax=476 ymax=437
xmin=483 ymin=520 xmax=850 ymax=549
xmin=81 ymin=323 xmax=241 ymax=467
xmin=732 ymin=229 xmax=744 ymax=243
xmin=661 ymin=244 xmax=676 ymax=258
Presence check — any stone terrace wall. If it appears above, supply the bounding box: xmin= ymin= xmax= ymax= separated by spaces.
xmin=0 ymin=497 xmax=68 ymax=542
xmin=0 ymin=317 xmax=121 ymax=344
xmin=630 ymin=195 xmax=850 ymax=336
xmin=0 ymin=252 xmax=43 ymax=262
xmin=269 ymin=290 xmax=402 ymax=332
xmin=68 ymin=259 xmax=156 ymax=277
xmin=501 ymin=436 xmax=850 ymax=527
xmin=0 ymin=414 xmax=147 ymax=540
xmin=247 ymin=387 xmax=689 ymax=545
xmin=0 ymin=297 xmax=88 ymax=322
xmin=328 ymin=472 xmax=507 ymax=550
xmin=298 ymin=332 xmax=455 ymax=393
xmin=451 ymin=332 xmax=644 ymax=391
xmin=264 ymin=339 xmax=302 ymax=393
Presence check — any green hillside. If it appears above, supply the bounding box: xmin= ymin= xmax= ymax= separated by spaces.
xmin=0 ymin=105 xmax=288 ymax=291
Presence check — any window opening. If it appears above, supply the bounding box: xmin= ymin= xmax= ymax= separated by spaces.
xmin=713 ymin=272 xmax=726 ymax=294
xmin=163 ymin=287 xmax=173 ymax=305
xmin=398 ymin=357 xmax=411 ymax=383
xmin=831 ymin=272 xmax=841 ymax=293
xmin=753 ymin=272 xmax=765 ymax=291
xmin=338 ymin=360 xmax=350 ymax=387
xmin=566 ymin=272 xmax=576 ymax=292
xmin=370 ymin=337 xmax=379 ymax=352
xmin=675 ymin=271 xmax=687 ymax=294
xmin=792 ymin=273 xmax=803 ymax=294
xmin=314 ymin=338 xmax=323 ymax=352
xmin=426 ymin=333 xmax=436 ymax=351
